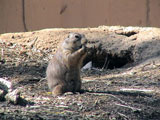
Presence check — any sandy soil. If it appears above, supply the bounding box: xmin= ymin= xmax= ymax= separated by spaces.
xmin=0 ymin=26 xmax=160 ymax=120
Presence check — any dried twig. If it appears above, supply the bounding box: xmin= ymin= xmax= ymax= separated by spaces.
xmin=120 ymin=88 xmax=154 ymax=94
xmin=102 ymin=55 xmax=110 ymax=70
xmin=28 ymin=37 xmax=38 ymax=48
xmin=118 ymin=112 xmax=129 ymax=119
xmin=88 ymin=92 xmax=126 ymax=104
xmin=39 ymin=77 xmax=46 ymax=82
xmin=115 ymin=103 xmax=141 ymax=112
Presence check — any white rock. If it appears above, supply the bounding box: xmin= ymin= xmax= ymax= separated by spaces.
xmin=0 ymin=78 xmax=12 ymax=89
xmin=81 ymin=61 xmax=92 ymax=71
xmin=5 ymin=89 xmax=20 ymax=104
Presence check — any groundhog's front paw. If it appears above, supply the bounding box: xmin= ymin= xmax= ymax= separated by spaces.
xmin=86 ymin=46 xmax=95 ymax=55
xmin=81 ymin=45 xmax=87 ymax=52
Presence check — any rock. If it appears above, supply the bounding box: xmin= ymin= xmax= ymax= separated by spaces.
xmin=81 ymin=61 xmax=92 ymax=71
xmin=5 ymin=89 xmax=20 ymax=104
xmin=0 ymin=78 xmax=12 ymax=100
xmin=0 ymin=78 xmax=12 ymax=91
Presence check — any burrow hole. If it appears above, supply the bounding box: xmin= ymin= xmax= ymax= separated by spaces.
xmin=84 ymin=49 xmax=134 ymax=69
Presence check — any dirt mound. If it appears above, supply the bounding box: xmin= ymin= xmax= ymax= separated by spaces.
xmin=1 ymin=26 xmax=160 ymax=68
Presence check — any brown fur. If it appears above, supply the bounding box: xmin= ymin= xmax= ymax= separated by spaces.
xmin=46 ymin=33 xmax=87 ymax=96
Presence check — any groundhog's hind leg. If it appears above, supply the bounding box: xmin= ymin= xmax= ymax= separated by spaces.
xmin=75 ymin=81 xmax=81 ymax=92
xmin=52 ymin=84 xmax=66 ymax=96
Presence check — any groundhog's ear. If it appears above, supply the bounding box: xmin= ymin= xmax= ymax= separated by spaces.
xmin=67 ymin=34 xmax=71 ymax=38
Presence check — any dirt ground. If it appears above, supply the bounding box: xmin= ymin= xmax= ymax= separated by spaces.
xmin=0 ymin=26 xmax=160 ymax=120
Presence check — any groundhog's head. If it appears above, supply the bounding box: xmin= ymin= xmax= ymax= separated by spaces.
xmin=63 ymin=33 xmax=87 ymax=51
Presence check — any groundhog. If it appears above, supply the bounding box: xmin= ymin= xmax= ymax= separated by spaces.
xmin=46 ymin=33 xmax=88 ymax=96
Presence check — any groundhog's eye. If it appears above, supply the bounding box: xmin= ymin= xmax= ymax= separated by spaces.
xmin=75 ymin=35 xmax=81 ymax=39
